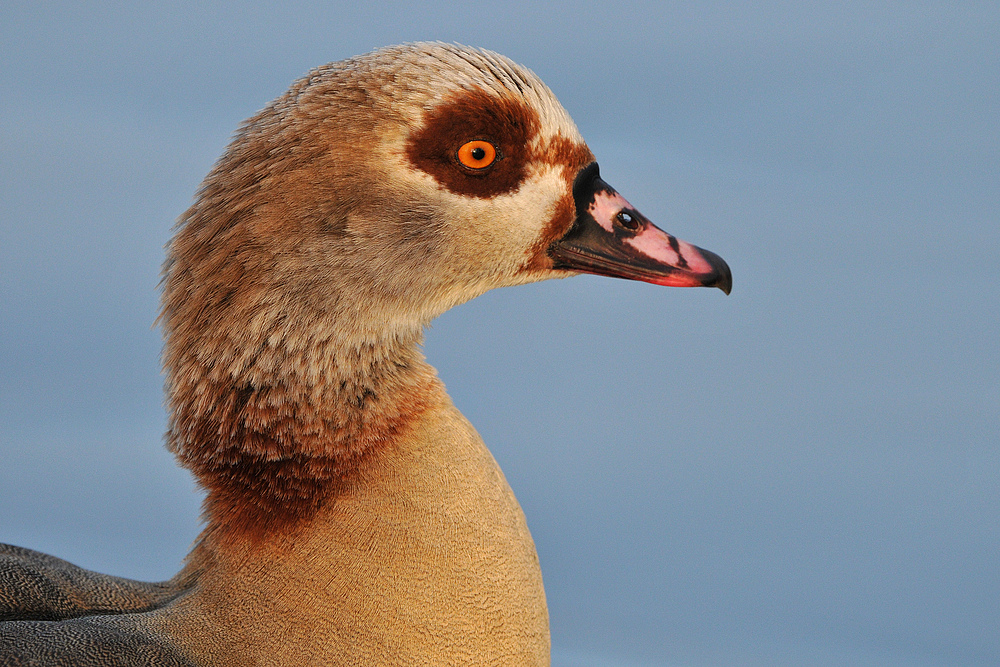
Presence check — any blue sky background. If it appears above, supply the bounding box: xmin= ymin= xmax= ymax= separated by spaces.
xmin=2 ymin=3 xmax=998 ymax=665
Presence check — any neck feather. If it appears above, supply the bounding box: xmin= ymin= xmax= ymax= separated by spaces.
xmin=165 ymin=326 xmax=442 ymax=538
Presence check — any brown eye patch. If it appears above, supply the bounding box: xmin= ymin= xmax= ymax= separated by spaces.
xmin=406 ymin=88 xmax=540 ymax=199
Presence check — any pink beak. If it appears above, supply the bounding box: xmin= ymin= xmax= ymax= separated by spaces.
xmin=549 ymin=163 xmax=732 ymax=294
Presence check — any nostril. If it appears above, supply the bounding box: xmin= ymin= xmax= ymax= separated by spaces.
xmin=615 ymin=210 xmax=639 ymax=231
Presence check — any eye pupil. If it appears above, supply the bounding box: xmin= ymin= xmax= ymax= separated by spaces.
xmin=471 ymin=147 xmax=486 ymax=161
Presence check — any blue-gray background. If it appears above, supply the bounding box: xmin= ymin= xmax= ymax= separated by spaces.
xmin=2 ymin=3 xmax=997 ymax=665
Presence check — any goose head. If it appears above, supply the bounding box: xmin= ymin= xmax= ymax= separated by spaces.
xmin=160 ymin=43 xmax=731 ymax=529
xmin=164 ymin=43 xmax=729 ymax=351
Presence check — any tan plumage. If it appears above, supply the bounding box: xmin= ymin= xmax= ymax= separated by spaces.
xmin=1 ymin=42 xmax=730 ymax=665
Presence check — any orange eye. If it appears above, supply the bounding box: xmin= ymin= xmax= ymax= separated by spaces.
xmin=457 ymin=140 xmax=497 ymax=170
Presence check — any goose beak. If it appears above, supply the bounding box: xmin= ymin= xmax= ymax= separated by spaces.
xmin=548 ymin=163 xmax=732 ymax=294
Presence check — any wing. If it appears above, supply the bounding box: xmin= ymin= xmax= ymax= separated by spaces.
xmin=0 ymin=544 xmax=185 ymax=622
xmin=0 ymin=616 xmax=195 ymax=666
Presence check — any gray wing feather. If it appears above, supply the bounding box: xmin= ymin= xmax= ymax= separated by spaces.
xmin=0 ymin=544 xmax=182 ymax=622
xmin=0 ymin=617 xmax=194 ymax=666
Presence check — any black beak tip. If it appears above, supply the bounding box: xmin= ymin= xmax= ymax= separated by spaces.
xmin=702 ymin=249 xmax=733 ymax=295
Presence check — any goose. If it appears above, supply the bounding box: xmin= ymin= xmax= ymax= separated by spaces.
xmin=0 ymin=43 xmax=731 ymax=665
